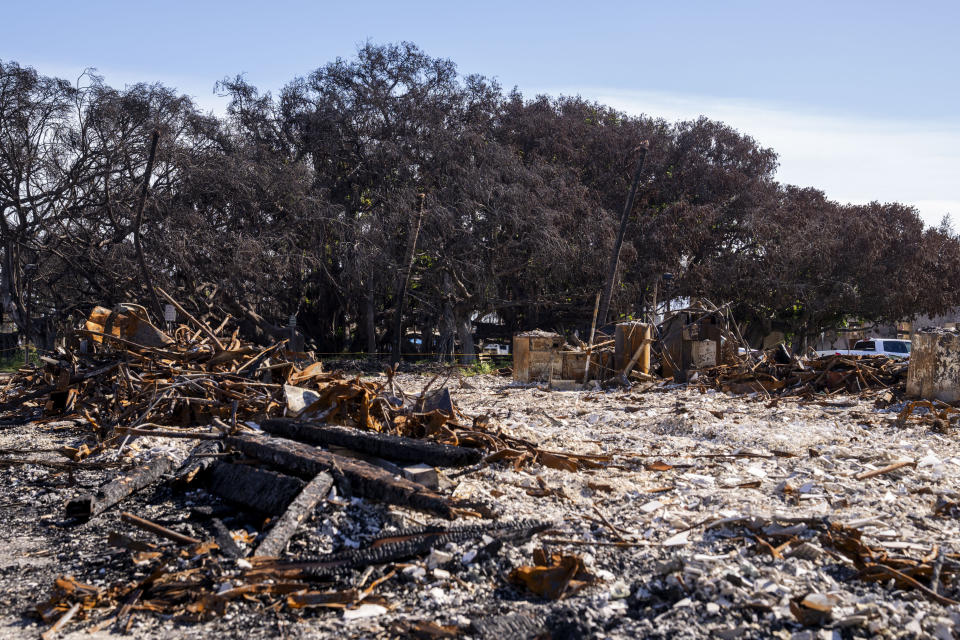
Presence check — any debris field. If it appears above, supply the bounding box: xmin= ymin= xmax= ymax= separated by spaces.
xmin=0 ymin=305 xmax=959 ymax=639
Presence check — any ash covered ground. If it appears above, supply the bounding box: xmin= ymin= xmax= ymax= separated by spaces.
xmin=1 ymin=372 xmax=959 ymax=639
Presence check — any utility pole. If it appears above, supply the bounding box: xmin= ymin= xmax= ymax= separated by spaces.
xmin=597 ymin=142 xmax=649 ymax=327
xmin=134 ymin=130 xmax=163 ymax=322
xmin=392 ymin=194 xmax=426 ymax=359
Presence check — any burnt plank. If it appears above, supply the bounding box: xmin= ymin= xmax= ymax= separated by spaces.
xmin=260 ymin=418 xmax=482 ymax=467
xmin=225 ymin=434 xmax=453 ymax=518
xmin=66 ymin=453 xmax=176 ymax=519
xmin=471 ymin=613 xmax=547 ymax=640
xmin=254 ymin=471 xmax=333 ymax=557
xmin=248 ymin=518 xmax=548 ymax=579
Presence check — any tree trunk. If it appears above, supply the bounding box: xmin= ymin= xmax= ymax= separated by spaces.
xmin=437 ymin=282 xmax=457 ymax=361
xmin=342 ymin=309 xmax=351 ymax=346
xmin=455 ymin=304 xmax=475 ymax=364
xmin=649 ymin=278 xmax=659 ymax=325
xmin=421 ymin=320 xmax=434 ymax=355
xmin=364 ymin=291 xmax=377 ymax=355
xmin=1 ymin=242 xmax=29 ymax=346
xmin=35 ymin=317 xmax=55 ymax=353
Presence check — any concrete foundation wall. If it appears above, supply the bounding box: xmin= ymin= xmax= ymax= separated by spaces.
xmin=906 ymin=331 xmax=960 ymax=403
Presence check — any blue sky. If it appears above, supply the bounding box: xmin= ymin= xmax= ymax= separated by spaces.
xmin=5 ymin=0 xmax=959 ymax=226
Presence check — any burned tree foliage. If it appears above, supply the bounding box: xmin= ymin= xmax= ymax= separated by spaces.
xmin=2 ymin=44 xmax=959 ymax=357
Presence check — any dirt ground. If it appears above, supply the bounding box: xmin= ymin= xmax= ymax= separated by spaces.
xmin=1 ymin=373 xmax=959 ymax=639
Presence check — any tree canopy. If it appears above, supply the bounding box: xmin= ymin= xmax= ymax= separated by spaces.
xmin=2 ymin=43 xmax=957 ymax=358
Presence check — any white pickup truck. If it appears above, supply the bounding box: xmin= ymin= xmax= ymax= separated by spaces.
xmin=481 ymin=343 xmax=510 ymax=356
xmin=816 ymin=339 xmax=911 ymax=359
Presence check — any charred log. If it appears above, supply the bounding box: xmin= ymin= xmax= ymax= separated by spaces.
xmin=260 ymin=419 xmax=482 ymax=467
xmin=172 ymin=440 xmax=224 ymax=486
xmin=66 ymin=453 xmax=176 ymax=520
xmin=206 ymin=461 xmax=305 ymax=515
xmin=249 ymin=519 xmax=548 ymax=579
xmin=210 ymin=518 xmax=245 ymax=559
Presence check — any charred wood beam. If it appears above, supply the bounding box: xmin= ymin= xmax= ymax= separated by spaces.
xmin=225 ymin=434 xmax=453 ymax=518
xmin=248 ymin=519 xmax=548 ymax=580
xmin=326 ymin=445 xmax=404 ymax=476
xmin=66 ymin=454 xmax=176 ymax=520
xmin=260 ymin=419 xmax=483 ymax=467
xmin=254 ymin=471 xmax=333 ymax=558
xmin=206 ymin=461 xmax=306 ymax=515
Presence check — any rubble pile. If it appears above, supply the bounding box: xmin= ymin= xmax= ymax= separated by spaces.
xmin=0 ymin=302 xmax=959 ymax=638
xmin=0 ymin=304 xmax=596 ymax=473
xmin=0 ymin=304 xmax=599 ymax=638
xmin=1 ymin=303 xmax=308 ymax=443
xmin=701 ymin=353 xmax=910 ymax=397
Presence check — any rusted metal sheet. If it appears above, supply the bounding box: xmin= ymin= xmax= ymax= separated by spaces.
xmin=907 ymin=330 xmax=960 ymax=403
xmin=614 ymin=322 xmax=652 ymax=375
xmin=84 ymin=304 xmax=173 ymax=348
xmin=659 ymin=313 xmax=722 ymax=381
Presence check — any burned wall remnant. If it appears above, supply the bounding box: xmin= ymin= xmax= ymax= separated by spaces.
xmin=513 ymin=330 xmax=565 ymax=383
xmin=907 ymin=328 xmax=960 ymax=403
xmin=512 ymin=330 xmax=610 ymax=385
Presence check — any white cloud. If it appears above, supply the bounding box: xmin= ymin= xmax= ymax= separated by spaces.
xmin=566 ymin=89 xmax=960 ymax=228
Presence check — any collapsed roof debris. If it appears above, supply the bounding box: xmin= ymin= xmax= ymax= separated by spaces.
xmin=0 ymin=302 xmax=595 ymax=637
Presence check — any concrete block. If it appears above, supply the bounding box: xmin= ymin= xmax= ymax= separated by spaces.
xmin=403 ymin=463 xmax=440 ymax=491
